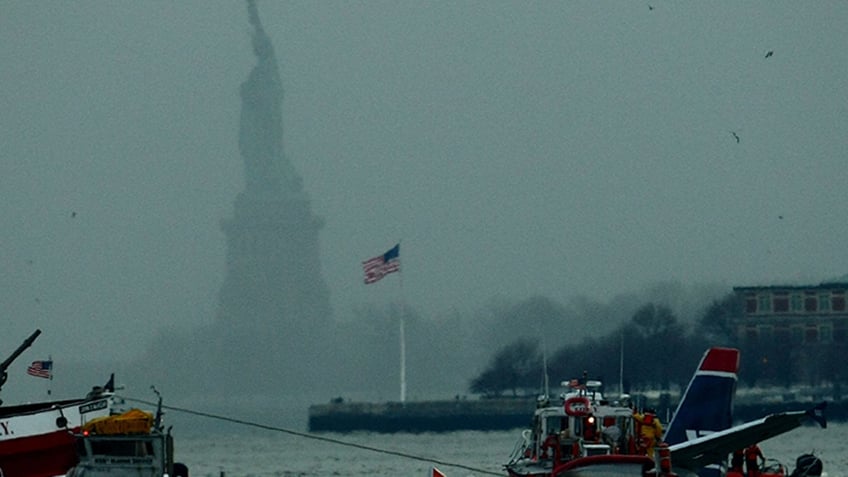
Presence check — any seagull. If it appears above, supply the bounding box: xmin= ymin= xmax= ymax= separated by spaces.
xmin=765 ymin=50 xmax=774 ymax=58
xmin=730 ymin=131 xmax=740 ymax=143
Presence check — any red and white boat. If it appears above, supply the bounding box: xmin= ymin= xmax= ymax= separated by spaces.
xmin=503 ymin=347 xmax=827 ymax=477
xmin=0 ymin=386 xmax=115 ymax=477
xmin=504 ymin=378 xmax=655 ymax=477
xmin=0 ymin=330 xmax=118 ymax=477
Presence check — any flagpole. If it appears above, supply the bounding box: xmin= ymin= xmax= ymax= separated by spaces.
xmin=362 ymin=242 xmax=405 ymax=403
xmin=398 ymin=240 xmax=406 ymax=404
xmin=47 ymin=354 xmax=52 ymax=397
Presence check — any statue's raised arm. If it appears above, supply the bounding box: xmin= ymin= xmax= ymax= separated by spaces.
xmin=239 ymin=0 xmax=303 ymax=196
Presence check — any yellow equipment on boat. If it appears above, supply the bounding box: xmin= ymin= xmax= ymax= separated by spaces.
xmin=83 ymin=408 xmax=154 ymax=435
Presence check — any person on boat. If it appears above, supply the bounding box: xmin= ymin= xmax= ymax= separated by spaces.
xmin=730 ymin=448 xmax=745 ymax=474
xmin=540 ymin=430 xmax=560 ymax=462
xmin=633 ymin=408 xmax=663 ymax=456
xmin=601 ymin=421 xmax=622 ymax=452
xmin=745 ymin=443 xmax=765 ymax=477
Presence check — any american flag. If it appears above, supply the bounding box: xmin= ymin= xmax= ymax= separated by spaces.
xmin=27 ymin=360 xmax=52 ymax=379
xmin=362 ymin=243 xmax=400 ymax=284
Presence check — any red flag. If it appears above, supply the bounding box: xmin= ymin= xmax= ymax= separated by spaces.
xmin=431 ymin=467 xmax=446 ymax=477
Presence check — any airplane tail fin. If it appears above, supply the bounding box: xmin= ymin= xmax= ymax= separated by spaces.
xmin=664 ymin=347 xmax=740 ymax=446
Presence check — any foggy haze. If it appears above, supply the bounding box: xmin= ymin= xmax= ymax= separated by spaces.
xmin=1 ymin=2 xmax=847 ymax=408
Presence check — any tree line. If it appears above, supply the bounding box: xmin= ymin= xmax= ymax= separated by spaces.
xmin=468 ymin=293 xmax=848 ymax=398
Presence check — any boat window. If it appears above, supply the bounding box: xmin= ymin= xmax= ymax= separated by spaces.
xmin=545 ymin=416 xmax=562 ymax=434
xmin=89 ymin=439 xmax=152 ymax=457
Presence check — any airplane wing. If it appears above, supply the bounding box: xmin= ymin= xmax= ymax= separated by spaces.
xmin=669 ymin=401 xmax=827 ymax=472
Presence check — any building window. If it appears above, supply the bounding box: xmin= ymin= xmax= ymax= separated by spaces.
xmin=758 ymin=325 xmax=773 ymax=342
xmin=746 ymin=297 xmax=757 ymax=314
xmin=804 ymin=296 xmax=817 ymax=312
xmin=833 ymin=295 xmax=846 ymax=312
xmin=835 ymin=327 xmax=846 ymax=343
xmin=819 ymin=294 xmax=831 ymax=312
xmin=773 ymin=296 xmax=789 ymax=312
xmin=791 ymin=294 xmax=803 ymax=311
xmin=820 ymin=325 xmax=833 ymax=343
xmin=758 ymin=294 xmax=771 ymax=313
xmin=805 ymin=326 xmax=818 ymax=343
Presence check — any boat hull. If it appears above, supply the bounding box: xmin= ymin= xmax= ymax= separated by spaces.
xmin=507 ymin=455 xmax=655 ymax=477
xmin=0 ymin=395 xmax=112 ymax=477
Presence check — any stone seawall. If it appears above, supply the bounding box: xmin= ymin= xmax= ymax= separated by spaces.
xmin=307 ymin=398 xmax=844 ymax=433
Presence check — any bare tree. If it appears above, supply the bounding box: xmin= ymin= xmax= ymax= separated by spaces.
xmin=469 ymin=339 xmax=542 ymax=397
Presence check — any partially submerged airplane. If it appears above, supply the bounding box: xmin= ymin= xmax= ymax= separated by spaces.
xmin=669 ymin=402 xmax=826 ymax=477
xmin=664 ymin=347 xmax=826 ymax=477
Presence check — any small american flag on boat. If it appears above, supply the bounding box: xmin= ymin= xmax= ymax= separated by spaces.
xmin=27 ymin=360 xmax=52 ymax=379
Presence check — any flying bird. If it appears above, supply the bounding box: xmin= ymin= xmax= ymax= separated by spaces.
xmin=71 ymin=211 xmax=77 ymax=218
xmin=765 ymin=50 xmax=774 ymax=58
xmin=730 ymin=131 xmax=740 ymax=143
xmin=648 ymin=4 xmax=654 ymax=10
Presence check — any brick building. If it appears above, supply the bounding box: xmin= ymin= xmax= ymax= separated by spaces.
xmin=732 ymin=281 xmax=848 ymax=386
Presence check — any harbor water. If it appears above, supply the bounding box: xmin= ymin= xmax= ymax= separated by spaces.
xmin=171 ymin=418 xmax=845 ymax=477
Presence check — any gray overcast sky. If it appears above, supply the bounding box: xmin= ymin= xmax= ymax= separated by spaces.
xmin=1 ymin=2 xmax=847 ymax=372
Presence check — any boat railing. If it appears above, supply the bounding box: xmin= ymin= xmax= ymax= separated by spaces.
xmin=506 ymin=429 xmax=534 ymax=465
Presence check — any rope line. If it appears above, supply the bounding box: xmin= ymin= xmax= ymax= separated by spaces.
xmin=121 ymin=396 xmax=502 ymax=476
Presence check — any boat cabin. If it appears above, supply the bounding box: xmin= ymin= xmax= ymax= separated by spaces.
xmin=507 ymin=379 xmax=647 ymax=475
xmin=64 ymin=408 xmax=187 ymax=477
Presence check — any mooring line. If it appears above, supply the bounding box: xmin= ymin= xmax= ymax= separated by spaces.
xmin=121 ymin=396 xmax=502 ymax=476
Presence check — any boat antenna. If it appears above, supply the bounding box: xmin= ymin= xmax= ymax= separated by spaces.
xmin=542 ymin=340 xmax=549 ymax=399
xmin=151 ymin=385 xmax=163 ymax=430
xmin=619 ymin=329 xmax=624 ymax=398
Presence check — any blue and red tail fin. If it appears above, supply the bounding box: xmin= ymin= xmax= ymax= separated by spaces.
xmin=664 ymin=347 xmax=740 ymax=446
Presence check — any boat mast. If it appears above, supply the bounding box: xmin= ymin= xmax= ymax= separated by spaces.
xmin=542 ymin=340 xmax=550 ymax=398
xmin=619 ymin=330 xmax=624 ymax=397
